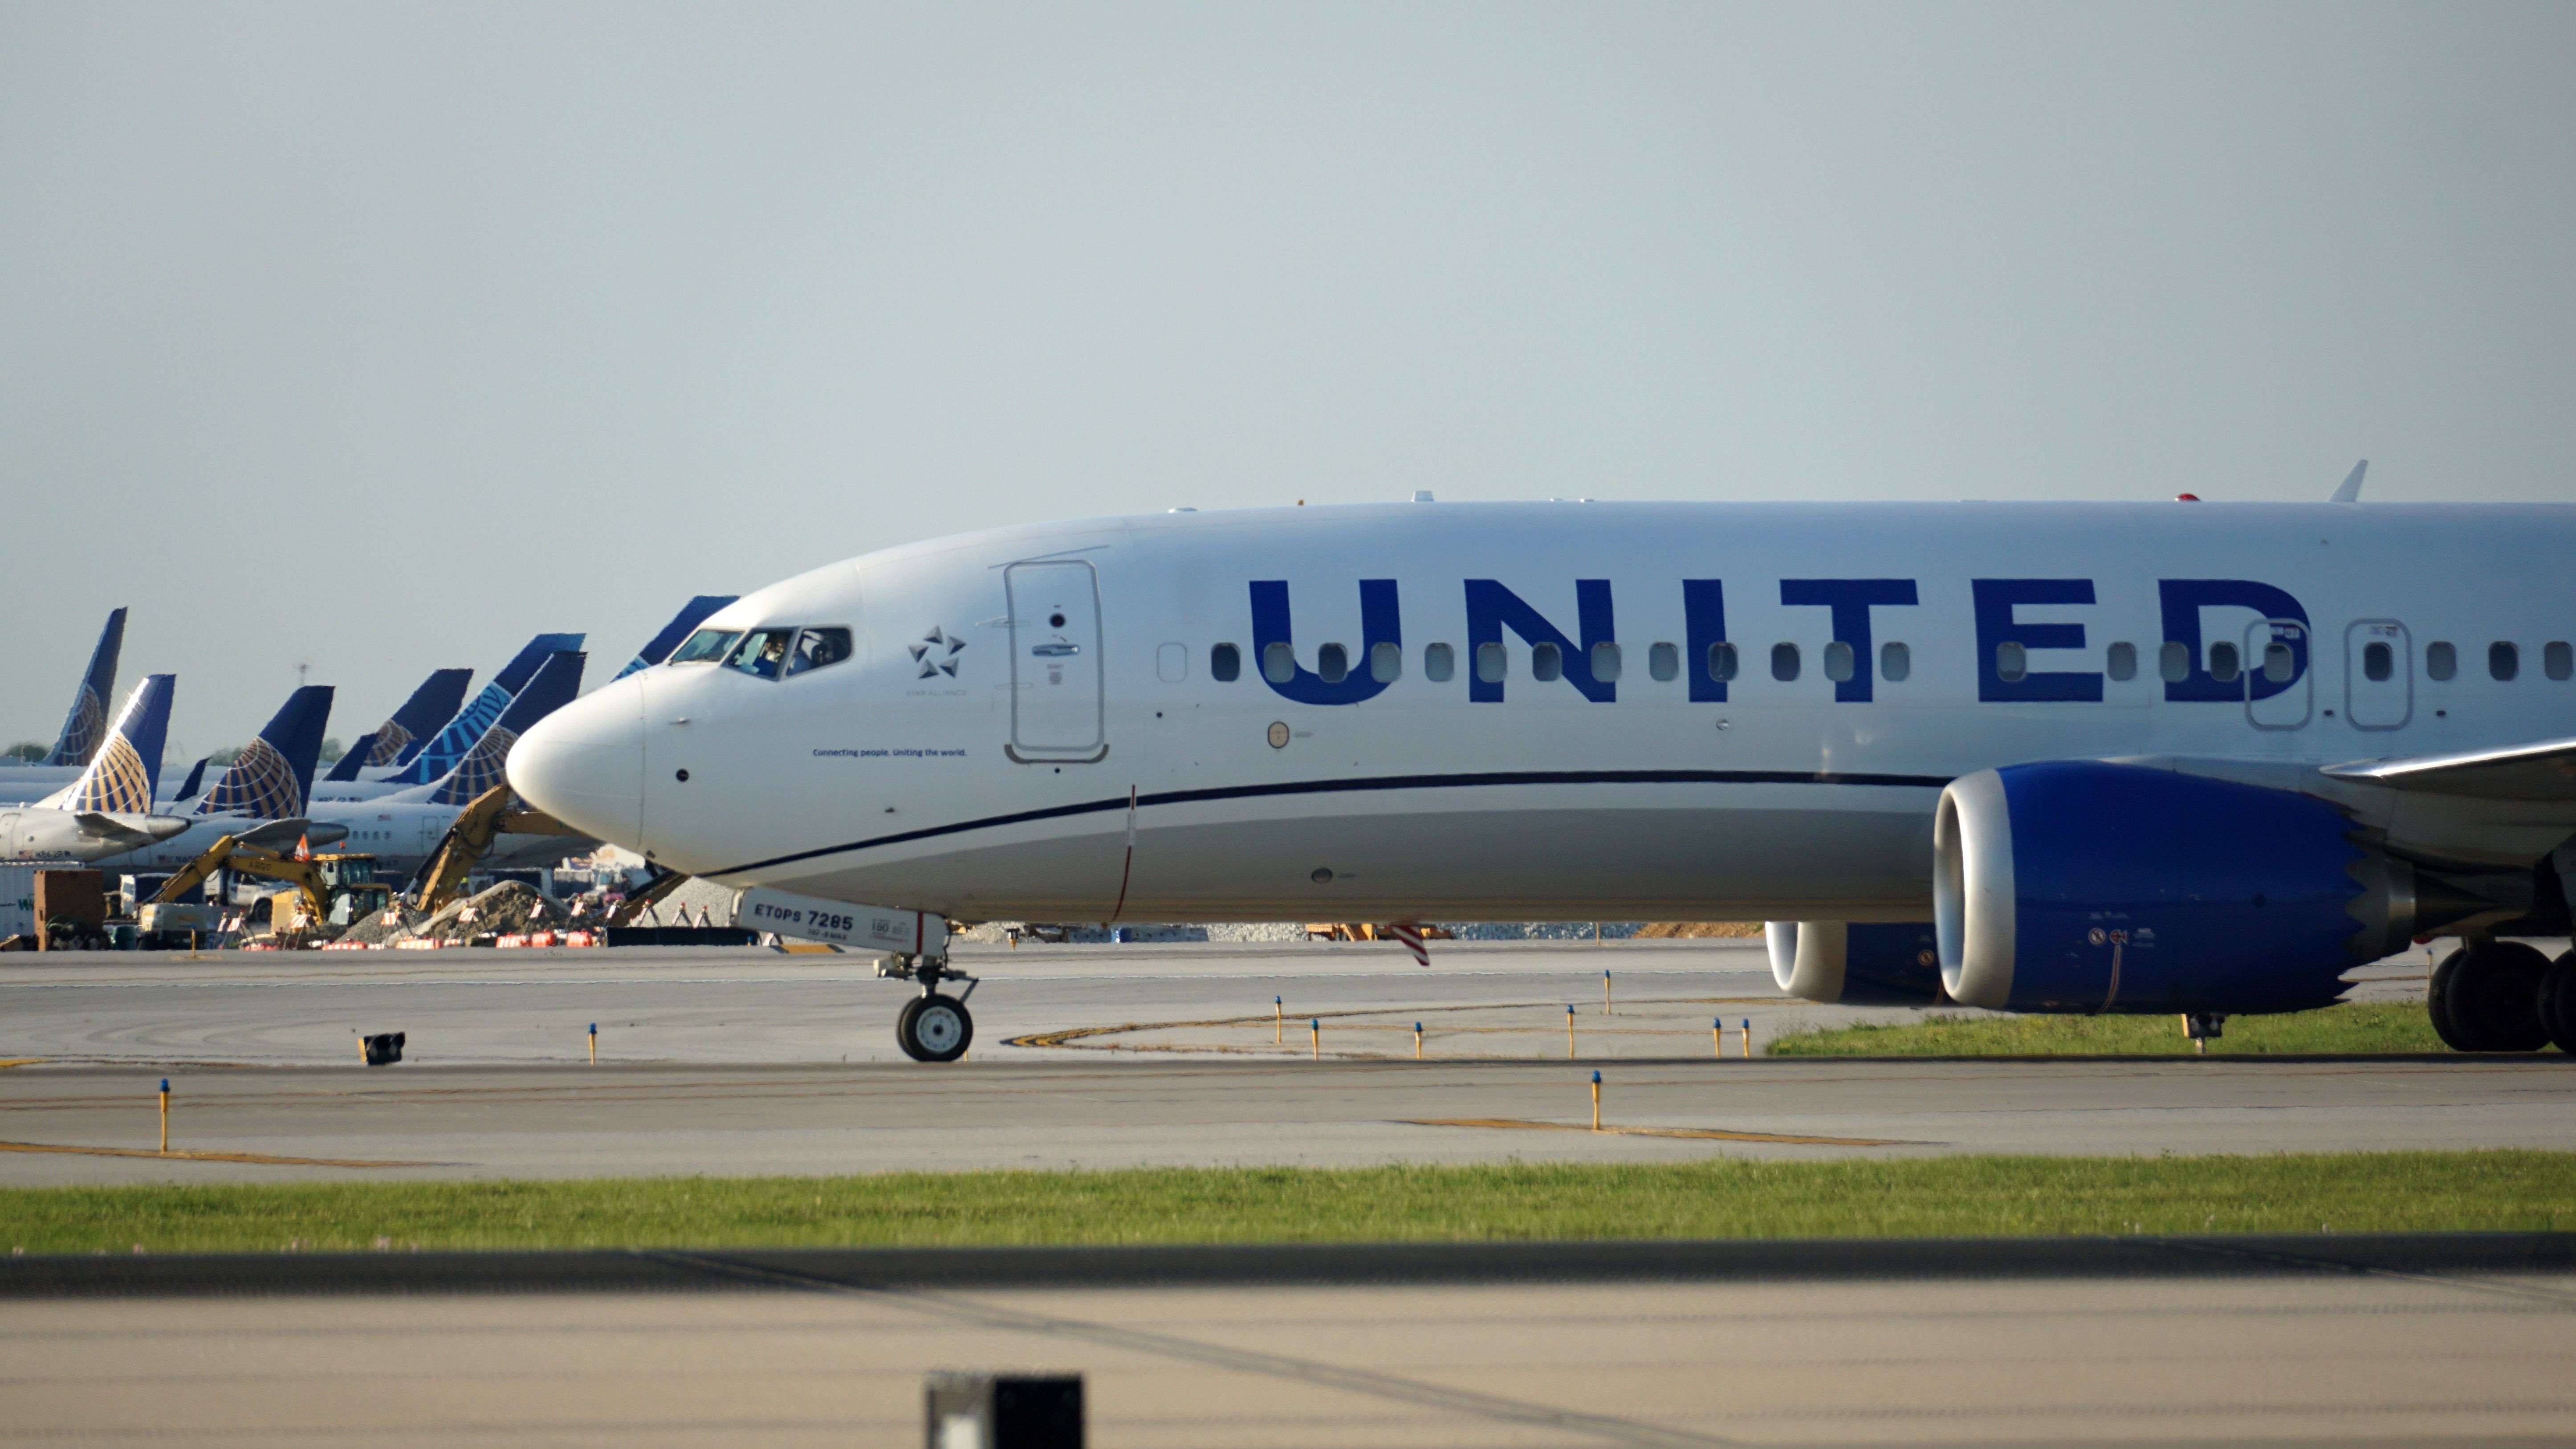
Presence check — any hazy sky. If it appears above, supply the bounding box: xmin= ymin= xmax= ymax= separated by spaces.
xmin=4 ymin=3 xmax=2572 ymax=753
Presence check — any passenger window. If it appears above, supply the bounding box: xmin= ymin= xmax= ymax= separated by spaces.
xmin=2548 ymin=642 xmax=2572 ymax=681
xmin=785 ymin=627 xmax=853 ymax=677
xmin=1211 ymin=643 xmax=1241 ymax=682
xmin=1881 ymin=641 xmax=1910 ymax=683
xmin=2208 ymin=641 xmax=2241 ymax=684
xmin=1648 ymin=642 xmax=1680 ymax=682
xmin=728 ymin=629 xmax=797 ymax=680
xmin=2262 ymin=640 xmax=2294 ymax=683
xmin=1821 ymin=641 xmax=1853 ymax=683
xmin=1531 ymin=642 xmax=1563 ymax=682
xmin=1317 ymin=643 xmax=1350 ymax=684
xmin=2490 ymin=642 xmax=2519 ymax=681
xmin=2159 ymin=641 xmax=2191 ymax=683
xmin=669 ymin=628 xmax=741 ymax=665
xmin=1476 ymin=642 xmax=1507 ymax=683
xmin=1707 ymin=642 xmax=1739 ymax=681
xmin=1424 ymin=643 xmax=1456 ymax=683
xmin=1771 ymin=643 xmax=1800 ymax=682
xmin=1591 ymin=641 xmax=1621 ymax=683
xmin=1369 ymin=642 xmax=1401 ymax=684
xmin=1994 ymin=640 xmax=2027 ymax=684
xmin=2104 ymin=642 xmax=2135 ymax=681
xmin=2426 ymin=641 xmax=2457 ymax=681
xmin=2363 ymin=641 xmax=2393 ymax=682
xmin=1262 ymin=643 xmax=1296 ymax=684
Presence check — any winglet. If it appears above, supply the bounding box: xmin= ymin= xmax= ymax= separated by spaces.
xmin=2330 ymin=460 xmax=2367 ymax=503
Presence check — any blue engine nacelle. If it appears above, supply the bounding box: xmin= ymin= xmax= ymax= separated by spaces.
xmin=1933 ymin=760 xmax=2421 ymax=1014
xmin=1767 ymin=920 xmax=1945 ymax=1005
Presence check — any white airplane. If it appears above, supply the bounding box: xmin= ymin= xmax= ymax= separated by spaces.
xmin=0 ymin=674 xmax=191 ymax=862
xmin=0 ymin=607 xmax=128 ymax=795
xmin=510 ymin=470 xmax=2576 ymax=1061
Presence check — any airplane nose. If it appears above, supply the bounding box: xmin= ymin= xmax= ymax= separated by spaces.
xmin=508 ymin=680 xmax=646 ymax=847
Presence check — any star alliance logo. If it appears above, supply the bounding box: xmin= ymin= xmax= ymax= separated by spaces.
xmin=909 ymin=628 xmax=967 ymax=679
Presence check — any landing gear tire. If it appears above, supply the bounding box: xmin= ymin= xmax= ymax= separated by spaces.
xmin=2428 ymin=949 xmax=2471 ymax=1051
xmin=2437 ymin=940 xmax=2552 ymax=1053
xmin=2541 ymin=951 xmax=2576 ymax=1057
xmin=897 ymin=993 xmax=973 ymax=1063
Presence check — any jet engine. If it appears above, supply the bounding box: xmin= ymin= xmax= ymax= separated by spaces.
xmin=1766 ymin=921 xmax=1945 ymax=1005
xmin=1933 ymin=760 xmax=2467 ymax=1014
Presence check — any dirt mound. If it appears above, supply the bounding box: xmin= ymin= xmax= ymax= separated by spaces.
xmin=396 ymin=881 xmax=570 ymax=944
xmin=339 ymin=905 xmax=423 ymax=945
xmin=1632 ymin=921 xmax=1767 ymax=939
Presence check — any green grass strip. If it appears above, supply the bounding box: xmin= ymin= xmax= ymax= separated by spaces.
xmin=3 ymin=1152 xmax=2570 ymax=1254
xmin=1767 ymin=1002 xmax=2479 ymax=1057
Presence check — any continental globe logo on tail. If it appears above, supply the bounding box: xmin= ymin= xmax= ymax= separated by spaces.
xmin=53 ymin=687 xmax=106 ymax=767
xmin=431 ymin=727 xmax=518 ymax=806
xmin=199 ymin=739 xmax=302 ymax=819
xmin=65 ymin=733 xmax=154 ymax=814
xmin=364 ymin=723 xmax=413 ymax=767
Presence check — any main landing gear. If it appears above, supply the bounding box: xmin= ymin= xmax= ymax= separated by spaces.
xmin=2429 ymin=940 xmax=2575 ymax=1054
xmin=877 ymin=952 xmax=976 ymax=1062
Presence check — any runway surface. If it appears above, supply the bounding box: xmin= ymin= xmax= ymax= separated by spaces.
xmin=7 ymin=1239 xmax=2575 ymax=1446
xmin=0 ymin=940 xmax=2561 ymax=1184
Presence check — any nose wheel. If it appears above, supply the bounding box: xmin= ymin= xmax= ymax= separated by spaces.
xmin=898 ymin=994 xmax=973 ymax=1062
xmin=879 ymin=953 xmax=977 ymax=1062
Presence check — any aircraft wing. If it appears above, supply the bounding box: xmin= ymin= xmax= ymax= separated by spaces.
xmin=72 ymin=812 xmax=171 ymax=848
xmin=2322 ymin=737 xmax=2576 ymax=803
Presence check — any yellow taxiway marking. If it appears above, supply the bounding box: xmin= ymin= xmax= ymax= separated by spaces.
xmin=1403 ymin=1117 xmax=1913 ymax=1147
xmin=0 ymin=1060 xmax=42 ymax=1070
xmin=0 ymin=1140 xmax=444 ymax=1168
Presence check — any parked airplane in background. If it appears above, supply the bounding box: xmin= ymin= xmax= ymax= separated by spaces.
xmin=92 ymin=684 xmax=346 ymax=869
xmin=0 ymin=674 xmax=189 ymax=862
xmin=514 ymin=476 xmax=2576 ymax=1061
xmin=321 ymin=668 xmax=475 ymax=785
xmin=0 ymin=607 xmax=128 ymax=793
xmin=312 ymin=635 xmax=580 ymax=802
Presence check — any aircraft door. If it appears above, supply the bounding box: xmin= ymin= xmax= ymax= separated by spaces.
xmin=2344 ymin=620 xmax=2412 ymax=730
xmin=1005 ymin=561 xmax=1107 ymax=762
xmin=2244 ymin=619 xmax=2311 ymax=730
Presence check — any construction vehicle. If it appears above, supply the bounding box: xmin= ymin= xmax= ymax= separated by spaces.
xmin=407 ymin=786 xmax=586 ymax=915
xmin=150 ymin=837 xmax=393 ymax=940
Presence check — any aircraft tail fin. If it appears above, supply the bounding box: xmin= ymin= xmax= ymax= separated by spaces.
xmin=44 ymin=607 xmax=128 ymax=767
xmin=366 ymin=668 xmax=474 ymax=769
xmin=424 ymin=651 xmax=587 ymax=806
xmin=383 ymin=635 xmax=580 ymax=784
xmin=197 ymin=685 xmax=334 ymax=818
xmin=59 ymin=674 xmax=173 ymax=814
xmin=170 ymin=756 xmax=209 ymax=802
xmin=614 ymin=596 xmax=737 ymax=681
xmin=2330 ymin=460 xmax=2368 ymax=503
xmin=325 ymin=731 xmax=382 ymax=783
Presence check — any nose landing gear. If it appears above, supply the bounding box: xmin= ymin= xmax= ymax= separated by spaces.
xmin=878 ymin=953 xmax=976 ymax=1062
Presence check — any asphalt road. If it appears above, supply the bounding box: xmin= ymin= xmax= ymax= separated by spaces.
xmin=7 ymin=1247 xmax=2574 ymax=1447
xmin=0 ymin=940 xmax=2560 ymax=1184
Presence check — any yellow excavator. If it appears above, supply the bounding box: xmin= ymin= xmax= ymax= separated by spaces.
xmin=407 ymin=786 xmax=588 ymax=914
xmin=150 ymin=837 xmax=394 ymax=936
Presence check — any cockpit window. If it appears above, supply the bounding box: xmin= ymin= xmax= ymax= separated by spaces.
xmin=728 ymin=628 xmax=798 ymax=680
xmin=786 ymin=627 xmax=854 ymax=677
xmin=668 ymin=628 xmax=741 ymax=665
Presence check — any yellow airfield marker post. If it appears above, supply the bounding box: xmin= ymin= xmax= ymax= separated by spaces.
xmin=1565 ymin=1005 xmax=1576 ymax=1058
xmin=1603 ymin=969 xmax=1612 ymax=1014
xmin=588 ymin=1023 xmax=598 ymax=1065
xmin=1742 ymin=1019 xmax=1755 ymax=1058
xmin=1591 ymin=1069 xmax=1602 ymax=1131
xmin=158 ymin=1079 xmax=169 ymax=1154
xmin=1274 ymin=996 xmax=1283 ymax=1044
xmin=1413 ymin=1022 xmax=1423 ymax=1059
xmin=1713 ymin=1018 xmax=1724 ymax=1058
xmin=1310 ymin=1019 xmax=1320 ymax=1060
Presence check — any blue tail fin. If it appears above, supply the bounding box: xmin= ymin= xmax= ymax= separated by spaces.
xmin=170 ymin=756 xmax=209 ymax=802
xmin=61 ymin=674 xmax=173 ymax=814
xmin=360 ymin=668 xmax=473 ymax=770
xmin=614 ymin=596 xmax=737 ymax=682
xmin=197 ymin=685 xmax=334 ymax=818
xmin=324 ymin=731 xmax=383 ymax=783
xmin=425 ymin=651 xmax=587 ymax=806
xmin=45 ymin=607 xmax=128 ymax=767
xmin=383 ymin=634 xmax=582 ymax=784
